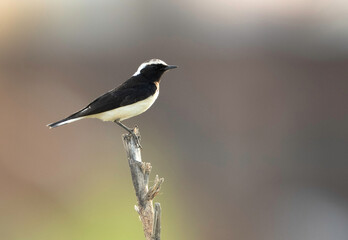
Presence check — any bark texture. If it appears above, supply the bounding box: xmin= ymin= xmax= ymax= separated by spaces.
xmin=122 ymin=127 xmax=163 ymax=240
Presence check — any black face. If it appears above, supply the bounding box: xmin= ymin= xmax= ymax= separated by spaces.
xmin=140 ymin=64 xmax=169 ymax=81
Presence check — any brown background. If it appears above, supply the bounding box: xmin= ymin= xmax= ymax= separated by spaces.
xmin=0 ymin=1 xmax=347 ymax=239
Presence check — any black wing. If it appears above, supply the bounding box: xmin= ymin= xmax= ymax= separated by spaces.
xmin=73 ymin=81 xmax=157 ymax=117
xmin=47 ymin=76 xmax=157 ymax=128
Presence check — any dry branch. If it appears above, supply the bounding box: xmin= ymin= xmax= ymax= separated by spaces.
xmin=122 ymin=127 xmax=164 ymax=240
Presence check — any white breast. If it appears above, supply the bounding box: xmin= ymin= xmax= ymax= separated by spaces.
xmin=88 ymin=88 xmax=159 ymax=122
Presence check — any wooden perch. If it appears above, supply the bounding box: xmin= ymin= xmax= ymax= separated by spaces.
xmin=122 ymin=127 xmax=164 ymax=240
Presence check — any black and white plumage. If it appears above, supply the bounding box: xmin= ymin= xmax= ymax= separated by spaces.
xmin=47 ymin=59 xmax=177 ymax=130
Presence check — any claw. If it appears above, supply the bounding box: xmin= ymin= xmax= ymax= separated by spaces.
xmin=130 ymin=130 xmax=142 ymax=149
xmin=115 ymin=121 xmax=142 ymax=148
xmin=132 ymin=132 xmax=142 ymax=149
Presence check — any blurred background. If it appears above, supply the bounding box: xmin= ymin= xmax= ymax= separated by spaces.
xmin=0 ymin=1 xmax=347 ymax=239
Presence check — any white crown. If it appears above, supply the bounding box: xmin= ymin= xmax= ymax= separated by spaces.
xmin=133 ymin=59 xmax=168 ymax=76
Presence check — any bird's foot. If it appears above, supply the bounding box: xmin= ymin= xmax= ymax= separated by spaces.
xmin=130 ymin=126 xmax=142 ymax=149
xmin=132 ymin=132 xmax=142 ymax=149
xmin=114 ymin=121 xmax=142 ymax=148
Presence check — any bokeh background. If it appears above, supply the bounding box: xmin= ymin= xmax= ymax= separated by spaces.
xmin=1 ymin=1 xmax=348 ymax=239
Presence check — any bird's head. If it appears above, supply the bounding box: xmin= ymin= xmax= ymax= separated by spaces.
xmin=133 ymin=59 xmax=177 ymax=81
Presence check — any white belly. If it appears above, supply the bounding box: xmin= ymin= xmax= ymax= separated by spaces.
xmin=87 ymin=89 xmax=159 ymax=122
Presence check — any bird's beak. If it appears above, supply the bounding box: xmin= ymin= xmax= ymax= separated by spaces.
xmin=164 ymin=65 xmax=178 ymax=70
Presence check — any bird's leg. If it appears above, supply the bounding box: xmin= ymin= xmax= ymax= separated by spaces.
xmin=115 ymin=120 xmax=133 ymax=133
xmin=114 ymin=121 xmax=142 ymax=148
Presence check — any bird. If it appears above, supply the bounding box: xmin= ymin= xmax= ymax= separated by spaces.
xmin=47 ymin=59 xmax=177 ymax=147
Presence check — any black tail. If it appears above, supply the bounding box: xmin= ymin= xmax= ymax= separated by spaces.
xmin=47 ymin=115 xmax=83 ymax=129
xmin=47 ymin=105 xmax=92 ymax=129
